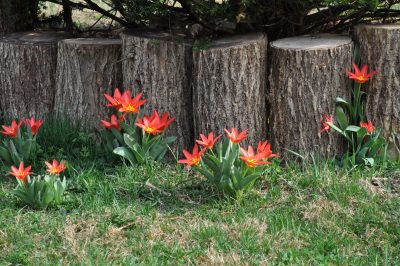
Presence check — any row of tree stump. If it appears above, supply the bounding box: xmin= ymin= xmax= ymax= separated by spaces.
xmin=0 ymin=25 xmax=399 ymax=158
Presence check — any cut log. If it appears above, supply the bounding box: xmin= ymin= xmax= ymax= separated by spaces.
xmin=121 ymin=31 xmax=193 ymax=151
xmin=192 ymin=33 xmax=268 ymax=146
xmin=354 ymin=24 xmax=400 ymax=160
xmin=0 ymin=31 xmax=70 ymax=119
xmin=54 ymin=38 xmax=122 ymax=128
xmin=268 ymin=34 xmax=353 ymax=157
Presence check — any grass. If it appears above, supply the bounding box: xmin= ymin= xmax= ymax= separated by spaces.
xmin=0 ymin=118 xmax=399 ymax=265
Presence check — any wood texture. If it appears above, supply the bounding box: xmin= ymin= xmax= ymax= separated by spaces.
xmin=0 ymin=31 xmax=70 ymax=119
xmin=121 ymin=31 xmax=194 ymax=151
xmin=354 ymin=24 xmax=400 ymax=159
xmin=268 ymin=34 xmax=353 ymax=157
xmin=193 ymin=33 xmax=268 ymax=146
xmin=55 ymin=38 xmax=122 ymax=128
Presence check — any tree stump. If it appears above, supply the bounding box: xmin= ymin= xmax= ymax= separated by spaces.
xmin=0 ymin=31 xmax=70 ymax=119
xmin=268 ymin=34 xmax=353 ymax=157
xmin=192 ymin=33 xmax=268 ymax=146
xmin=354 ymin=24 xmax=400 ymax=159
xmin=121 ymin=31 xmax=193 ymax=151
xmin=54 ymin=38 xmax=122 ymax=129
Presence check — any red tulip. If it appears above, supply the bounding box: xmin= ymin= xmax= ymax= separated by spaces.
xmin=136 ymin=111 xmax=174 ymax=135
xmin=178 ymin=144 xmax=206 ymax=169
xmin=24 ymin=117 xmax=43 ymax=135
xmin=360 ymin=120 xmax=374 ymax=134
xmin=320 ymin=115 xmax=333 ymax=134
xmin=257 ymin=140 xmax=278 ymax=158
xmin=196 ymin=132 xmax=221 ymax=150
xmin=100 ymin=114 xmax=125 ymax=130
xmin=45 ymin=159 xmax=67 ymax=175
xmin=116 ymin=92 xmax=146 ymax=113
xmin=0 ymin=120 xmax=22 ymax=138
xmin=159 ymin=112 xmax=175 ymax=131
xmin=240 ymin=146 xmax=271 ymax=168
xmin=224 ymin=128 xmax=248 ymax=144
xmin=104 ymin=88 xmax=130 ymax=110
xmin=348 ymin=63 xmax=377 ymax=84
xmin=9 ymin=162 xmax=33 ymax=184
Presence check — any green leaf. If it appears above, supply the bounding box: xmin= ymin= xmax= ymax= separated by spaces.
xmin=335 ymin=106 xmax=348 ymax=130
xmin=345 ymin=125 xmax=361 ymax=132
xmin=0 ymin=145 xmax=12 ymax=165
xmin=202 ymin=155 xmax=219 ymax=173
xmin=238 ymin=173 xmax=261 ymax=192
xmin=113 ymin=147 xmax=137 ymax=165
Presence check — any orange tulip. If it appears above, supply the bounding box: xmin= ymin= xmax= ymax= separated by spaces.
xmin=257 ymin=140 xmax=278 ymax=158
xmin=9 ymin=162 xmax=33 ymax=184
xmin=24 ymin=117 xmax=43 ymax=135
xmin=117 ymin=92 xmax=146 ymax=113
xmin=100 ymin=114 xmax=125 ymax=130
xmin=178 ymin=144 xmax=206 ymax=169
xmin=0 ymin=120 xmax=22 ymax=138
xmin=159 ymin=112 xmax=175 ymax=131
xmin=224 ymin=128 xmax=248 ymax=144
xmin=320 ymin=115 xmax=333 ymax=134
xmin=360 ymin=120 xmax=374 ymax=134
xmin=136 ymin=111 xmax=174 ymax=135
xmin=196 ymin=132 xmax=221 ymax=149
xmin=45 ymin=159 xmax=67 ymax=175
xmin=240 ymin=146 xmax=271 ymax=167
xmin=348 ymin=63 xmax=377 ymax=84
xmin=104 ymin=88 xmax=130 ymax=110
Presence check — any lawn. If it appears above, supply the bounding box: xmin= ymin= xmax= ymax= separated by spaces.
xmin=0 ymin=117 xmax=399 ymax=265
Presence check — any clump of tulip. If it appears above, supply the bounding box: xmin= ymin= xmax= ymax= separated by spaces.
xmin=320 ymin=63 xmax=385 ymax=167
xmin=10 ymin=160 xmax=67 ymax=209
xmin=179 ymin=128 xmax=277 ymax=200
xmin=100 ymin=88 xmax=176 ymax=165
xmin=0 ymin=117 xmax=43 ymax=166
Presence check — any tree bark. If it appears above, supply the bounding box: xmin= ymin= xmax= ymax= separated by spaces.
xmin=55 ymin=38 xmax=122 ymax=128
xmin=121 ymin=31 xmax=194 ymax=152
xmin=0 ymin=0 xmax=38 ymax=35
xmin=354 ymin=24 xmax=400 ymax=160
xmin=192 ymin=33 xmax=268 ymax=146
xmin=268 ymin=34 xmax=353 ymax=157
xmin=0 ymin=31 xmax=70 ymax=119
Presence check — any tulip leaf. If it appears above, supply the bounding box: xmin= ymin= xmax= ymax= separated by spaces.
xmin=345 ymin=125 xmax=361 ymax=132
xmin=335 ymin=106 xmax=348 ymax=130
xmin=113 ymin=147 xmax=137 ymax=165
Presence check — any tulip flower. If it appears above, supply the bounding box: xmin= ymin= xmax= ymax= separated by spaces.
xmin=9 ymin=162 xmax=33 ymax=184
xmin=159 ymin=112 xmax=175 ymax=131
xmin=320 ymin=115 xmax=333 ymax=134
xmin=257 ymin=140 xmax=278 ymax=158
xmin=178 ymin=144 xmax=206 ymax=169
xmin=348 ymin=63 xmax=377 ymax=84
xmin=104 ymin=88 xmax=130 ymax=110
xmin=45 ymin=160 xmax=67 ymax=175
xmin=360 ymin=120 xmax=374 ymax=134
xmin=0 ymin=120 xmax=22 ymax=138
xmin=100 ymin=114 xmax=125 ymax=130
xmin=24 ymin=117 xmax=43 ymax=135
xmin=224 ymin=128 xmax=248 ymax=144
xmin=240 ymin=146 xmax=271 ymax=167
xmin=117 ymin=92 xmax=146 ymax=113
xmin=196 ymin=132 xmax=221 ymax=150
xmin=136 ymin=111 xmax=174 ymax=135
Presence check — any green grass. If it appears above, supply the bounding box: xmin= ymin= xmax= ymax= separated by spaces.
xmin=0 ymin=118 xmax=399 ymax=265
